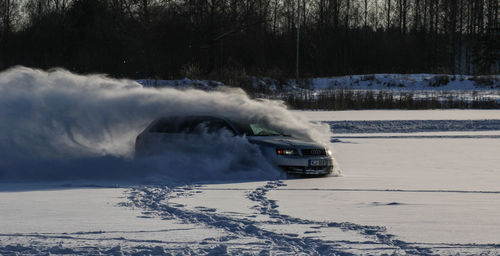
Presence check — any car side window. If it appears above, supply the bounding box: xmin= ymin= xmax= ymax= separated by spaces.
xmin=149 ymin=117 xmax=235 ymax=135
xmin=203 ymin=120 xmax=236 ymax=135
xmin=149 ymin=118 xmax=179 ymax=133
xmin=178 ymin=119 xmax=199 ymax=133
xmin=188 ymin=118 xmax=235 ymax=135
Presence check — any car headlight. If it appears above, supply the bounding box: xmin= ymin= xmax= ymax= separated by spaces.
xmin=326 ymin=149 xmax=332 ymax=156
xmin=276 ymin=149 xmax=299 ymax=156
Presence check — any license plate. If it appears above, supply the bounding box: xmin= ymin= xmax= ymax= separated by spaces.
xmin=309 ymin=159 xmax=330 ymax=166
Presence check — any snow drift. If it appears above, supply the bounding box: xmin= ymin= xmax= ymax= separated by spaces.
xmin=0 ymin=67 xmax=331 ymax=183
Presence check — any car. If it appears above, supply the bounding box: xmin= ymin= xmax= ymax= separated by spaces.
xmin=135 ymin=115 xmax=334 ymax=176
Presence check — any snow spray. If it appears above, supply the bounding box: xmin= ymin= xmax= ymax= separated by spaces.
xmin=0 ymin=67 xmax=333 ymax=183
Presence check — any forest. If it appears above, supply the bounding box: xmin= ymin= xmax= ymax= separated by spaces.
xmin=0 ymin=0 xmax=499 ymax=80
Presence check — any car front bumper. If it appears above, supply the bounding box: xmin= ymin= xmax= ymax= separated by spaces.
xmin=279 ymin=165 xmax=333 ymax=175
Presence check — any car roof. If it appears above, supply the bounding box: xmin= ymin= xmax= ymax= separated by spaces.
xmin=154 ymin=115 xmax=229 ymax=122
xmin=160 ymin=115 xmax=221 ymax=119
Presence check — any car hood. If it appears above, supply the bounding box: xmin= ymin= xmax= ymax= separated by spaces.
xmin=247 ymin=136 xmax=323 ymax=149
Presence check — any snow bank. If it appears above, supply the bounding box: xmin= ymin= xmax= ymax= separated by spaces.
xmin=137 ymin=78 xmax=224 ymax=89
xmin=310 ymin=74 xmax=499 ymax=90
xmin=249 ymin=74 xmax=500 ymax=93
xmin=138 ymin=74 xmax=500 ymax=94
xmin=0 ymin=67 xmax=329 ymax=183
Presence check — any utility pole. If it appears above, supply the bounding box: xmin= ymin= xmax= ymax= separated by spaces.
xmin=296 ymin=0 xmax=301 ymax=85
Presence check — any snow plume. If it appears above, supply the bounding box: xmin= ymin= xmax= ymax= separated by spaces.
xmin=0 ymin=66 xmax=331 ymax=183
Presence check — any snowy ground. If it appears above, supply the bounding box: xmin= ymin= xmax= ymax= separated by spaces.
xmin=2 ymin=110 xmax=500 ymax=255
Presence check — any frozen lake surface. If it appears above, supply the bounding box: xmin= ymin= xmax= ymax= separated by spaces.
xmin=2 ymin=110 xmax=500 ymax=255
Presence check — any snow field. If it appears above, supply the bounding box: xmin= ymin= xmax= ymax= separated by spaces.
xmin=2 ymin=67 xmax=500 ymax=256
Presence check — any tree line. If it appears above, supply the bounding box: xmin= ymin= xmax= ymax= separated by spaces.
xmin=0 ymin=0 xmax=499 ymax=80
xmin=283 ymin=89 xmax=500 ymax=110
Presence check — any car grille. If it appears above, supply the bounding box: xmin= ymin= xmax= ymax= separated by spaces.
xmin=301 ymin=148 xmax=326 ymax=156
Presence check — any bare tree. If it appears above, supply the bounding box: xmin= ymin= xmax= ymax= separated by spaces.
xmin=385 ymin=0 xmax=391 ymax=29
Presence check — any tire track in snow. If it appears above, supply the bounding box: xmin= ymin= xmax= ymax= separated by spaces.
xmin=124 ymin=183 xmax=437 ymax=255
xmin=0 ymin=243 xmax=195 ymax=255
xmin=246 ymin=181 xmax=435 ymax=256
xmin=333 ymin=135 xmax=500 ymax=139
xmin=202 ymin=187 xmax=500 ymax=194
xmin=258 ymin=187 xmax=500 ymax=194
xmin=125 ymin=185 xmax=358 ymax=255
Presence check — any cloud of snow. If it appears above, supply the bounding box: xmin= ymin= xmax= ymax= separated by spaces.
xmin=0 ymin=66 xmax=332 ymax=183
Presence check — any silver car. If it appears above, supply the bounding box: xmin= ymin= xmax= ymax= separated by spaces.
xmin=135 ymin=116 xmax=334 ymax=176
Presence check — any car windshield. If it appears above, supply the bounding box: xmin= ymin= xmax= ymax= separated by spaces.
xmin=234 ymin=122 xmax=284 ymax=136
